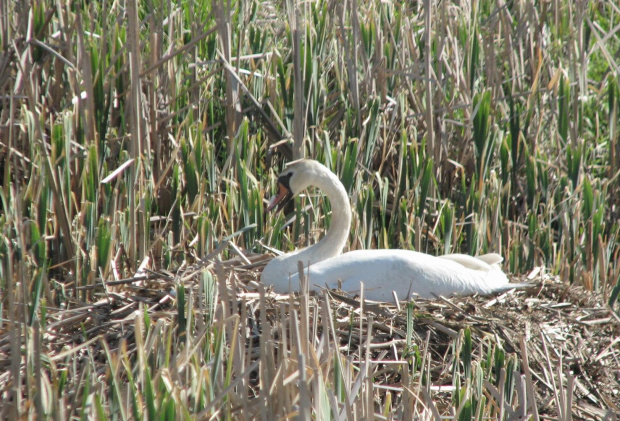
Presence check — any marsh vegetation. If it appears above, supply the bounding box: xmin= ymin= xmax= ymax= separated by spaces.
xmin=1 ymin=0 xmax=619 ymax=418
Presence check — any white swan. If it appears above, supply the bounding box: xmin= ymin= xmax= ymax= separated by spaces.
xmin=261 ymin=159 xmax=526 ymax=301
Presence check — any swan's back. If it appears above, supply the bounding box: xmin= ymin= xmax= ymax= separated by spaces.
xmin=266 ymin=249 xmax=516 ymax=301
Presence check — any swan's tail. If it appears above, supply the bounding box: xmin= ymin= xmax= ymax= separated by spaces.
xmin=438 ymin=253 xmax=536 ymax=295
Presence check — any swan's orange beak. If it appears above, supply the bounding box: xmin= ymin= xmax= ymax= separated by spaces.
xmin=266 ymin=182 xmax=292 ymax=213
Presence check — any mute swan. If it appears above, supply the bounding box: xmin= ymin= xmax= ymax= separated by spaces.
xmin=261 ymin=159 xmax=526 ymax=301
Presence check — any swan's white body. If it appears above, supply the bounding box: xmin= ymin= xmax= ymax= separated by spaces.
xmin=262 ymin=160 xmax=524 ymax=301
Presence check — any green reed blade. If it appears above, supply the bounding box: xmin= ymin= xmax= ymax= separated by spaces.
xmin=558 ymin=73 xmax=570 ymax=145
xmin=418 ymin=158 xmax=433 ymax=217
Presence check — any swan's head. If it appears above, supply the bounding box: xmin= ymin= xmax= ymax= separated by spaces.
xmin=266 ymin=159 xmax=323 ymax=212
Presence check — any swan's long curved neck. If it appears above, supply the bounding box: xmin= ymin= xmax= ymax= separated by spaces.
xmin=262 ymin=165 xmax=351 ymax=281
xmin=307 ymin=168 xmax=351 ymax=260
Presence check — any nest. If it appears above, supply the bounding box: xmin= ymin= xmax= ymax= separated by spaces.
xmin=1 ymin=252 xmax=618 ymax=419
xmin=229 ymin=254 xmax=620 ymax=418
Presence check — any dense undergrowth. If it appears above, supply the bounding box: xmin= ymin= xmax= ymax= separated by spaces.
xmin=1 ymin=0 xmax=619 ymax=418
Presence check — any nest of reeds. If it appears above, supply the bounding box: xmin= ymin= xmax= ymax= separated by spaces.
xmin=226 ymin=253 xmax=620 ymax=419
xmin=1 ymin=252 xmax=618 ymax=419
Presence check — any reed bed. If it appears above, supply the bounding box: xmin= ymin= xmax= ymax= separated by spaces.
xmin=1 ymin=256 xmax=619 ymax=419
xmin=1 ymin=0 xmax=619 ymax=418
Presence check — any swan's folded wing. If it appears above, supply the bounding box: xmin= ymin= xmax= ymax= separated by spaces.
xmin=438 ymin=254 xmax=493 ymax=271
xmin=438 ymin=253 xmax=506 ymax=271
xmin=474 ymin=253 xmax=504 ymax=266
